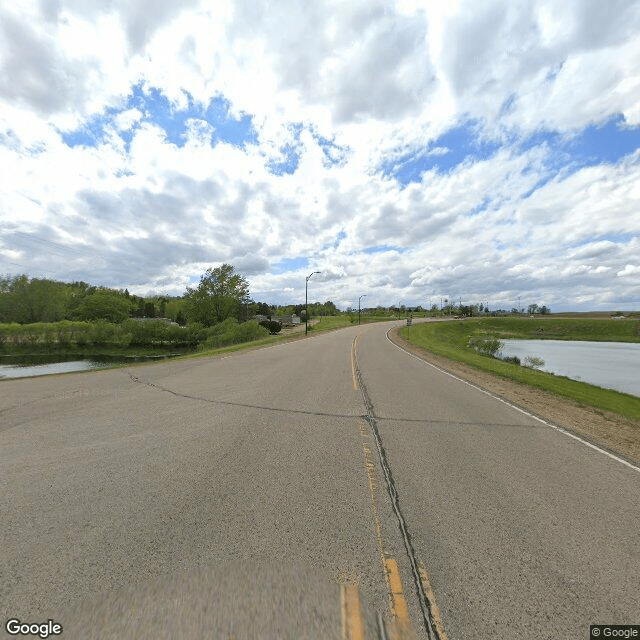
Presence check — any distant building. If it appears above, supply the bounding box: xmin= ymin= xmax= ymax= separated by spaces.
xmin=132 ymin=317 xmax=180 ymax=326
xmin=254 ymin=314 xmax=300 ymax=326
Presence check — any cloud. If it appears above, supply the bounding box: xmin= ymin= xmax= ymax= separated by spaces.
xmin=0 ymin=7 xmax=87 ymax=115
xmin=1 ymin=0 xmax=639 ymax=310
xmin=617 ymin=264 xmax=640 ymax=278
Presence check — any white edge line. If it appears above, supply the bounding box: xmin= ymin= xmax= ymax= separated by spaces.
xmin=385 ymin=328 xmax=640 ymax=474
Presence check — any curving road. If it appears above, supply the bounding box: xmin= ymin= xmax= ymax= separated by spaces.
xmin=1 ymin=320 xmax=639 ymax=639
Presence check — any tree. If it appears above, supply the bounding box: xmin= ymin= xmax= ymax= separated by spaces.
xmin=185 ymin=264 xmax=250 ymax=327
xmin=71 ymin=289 xmax=132 ymax=323
xmin=255 ymin=301 xmax=271 ymax=316
xmin=144 ymin=301 xmax=156 ymax=318
xmin=0 ymin=275 xmax=71 ymax=323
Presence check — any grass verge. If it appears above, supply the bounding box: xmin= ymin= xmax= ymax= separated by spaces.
xmin=400 ymin=318 xmax=640 ymax=421
xmin=308 ymin=315 xmax=398 ymax=332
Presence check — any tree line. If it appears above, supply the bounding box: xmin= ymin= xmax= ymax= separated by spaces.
xmin=0 ymin=275 xmax=176 ymax=324
xmin=0 ymin=266 xmax=341 ymax=328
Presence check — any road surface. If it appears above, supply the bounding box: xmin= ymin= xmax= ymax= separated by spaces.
xmin=1 ymin=321 xmax=639 ymax=638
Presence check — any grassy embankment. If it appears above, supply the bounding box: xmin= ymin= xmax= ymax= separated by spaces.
xmin=400 ymin=317 xmax=640 ymax=420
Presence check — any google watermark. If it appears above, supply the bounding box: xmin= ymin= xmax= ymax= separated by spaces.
xmin=5 ymin=619 xmax=63 ymax=638
xmin=591 ymin=626 xmax=640 ymax=638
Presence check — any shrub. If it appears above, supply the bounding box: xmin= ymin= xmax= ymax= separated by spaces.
xmin=502 ymin=356 xmax=521 ymax=365
xmin=233 ymin=321 xmax=269 ymax=342
xmin=201 ymin=320 xmax=269 ymax=349
xmin=524 ymin=356 xmax=545 ymax=369
xmin=468 ymin=337 xmax=503 ymax=357
xmin=259 ymin=320 xmax=282 ymax=335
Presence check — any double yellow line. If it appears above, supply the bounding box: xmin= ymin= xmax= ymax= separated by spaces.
xmin=344 ymin=332 xmax=447 ymax=640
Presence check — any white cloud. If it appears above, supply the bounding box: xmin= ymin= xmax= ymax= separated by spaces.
xmin=617 ymin=264 xmax=640 ymax=277
xmin=114 ymin=108 xmax=142 ymax=131
xmin=1 ymin=0 xmax=639 ymax=310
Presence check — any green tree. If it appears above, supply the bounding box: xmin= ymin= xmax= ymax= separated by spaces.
xmin=0 ymin=275 xmax=71 ymax=323
xmin=165 ymin=298 xmax=187 ymax=323
xmin=144 ymin=301 xmax=156 ymax=318
xmin=71 ymin=289 xmax=132 ymax=323
xmin=255 ymin=301 xmax=271 ymax=316
xmin=184 ymin=264 xmax=250 ymax=327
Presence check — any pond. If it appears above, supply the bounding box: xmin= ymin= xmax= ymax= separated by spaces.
xmin=0 ymin=352 xmax=188 ymax=379
xmin=499 ymin=339 xmax=640 ymax=397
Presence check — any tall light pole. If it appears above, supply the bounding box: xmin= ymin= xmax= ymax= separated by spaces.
xmin=358 ymin=294 xmax=366 ymax=325
xmin=305 ymin=271 xmax=321 ymax=335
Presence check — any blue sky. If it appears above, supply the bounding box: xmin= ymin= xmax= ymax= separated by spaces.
xmin=383 ymin=116 xmax=640 ymax=188
xmin=62 ymin=84 xmax=258 ymax=151
xmin=1 ymin=1 xmax=639 ymax=310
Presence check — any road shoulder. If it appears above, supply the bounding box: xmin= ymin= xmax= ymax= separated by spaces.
xmin=388 ymin=327 xmax=640 ymax=465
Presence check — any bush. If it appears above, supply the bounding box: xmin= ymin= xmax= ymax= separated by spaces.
xmin=122 ymin=319 xmax=187 ymax=347
xmin=468 ymin=337 xmax=503 ymax=357
xmin=233 ymin=321 xmax=269 ymax=342
xmin=259 ymin=320 xmax=282 ymax=335
xmin=524 ymin=356 xmax=545 ymax=369
xmin=502 ymin=356 xmax=521 ymax=365
xmin=201 ymin=320 xmax=269 ymax=349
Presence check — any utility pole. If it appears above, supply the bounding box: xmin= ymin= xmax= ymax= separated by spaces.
xmin=305 ymin=271 xmax=321 ymax=335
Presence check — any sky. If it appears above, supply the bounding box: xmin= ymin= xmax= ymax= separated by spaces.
xmin=1 ymin=0 xmax=640 ymax=311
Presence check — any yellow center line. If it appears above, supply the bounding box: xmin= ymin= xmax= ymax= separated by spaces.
xmin=361 ymin=437 xmax=386 ymax=570
xmin=351 ymin=334 xmax=360 ymax=389
xmin=418 ymin=564 xmax=449 ymax=640
xmin=353 ymin=343 xmax=447 ymax=640
xmin=341 ymin=581 xmax=366 ymax=640
xmin=385 ymin=557 xmax=419 ymax=640
xmin=359 ymin=421 xmax=419 ymax=640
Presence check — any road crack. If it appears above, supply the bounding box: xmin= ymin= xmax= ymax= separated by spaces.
xmin=353 ymin=343 xmax=447 ymax=640
xmin=127 ymin=373 xmax=361 ymax=421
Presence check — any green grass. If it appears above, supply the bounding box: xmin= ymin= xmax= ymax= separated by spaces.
xmin=400 ymin=318 xmax=640 ymax=420
xmin=185 ymin=333 xmax=287 ymax=357
xmin=307 ymin=314 xmax=397 ymax=332
xmin=451 ymin=316 xmax=640 ymax=342
xmin=307 ymin=316 xmax=354 ymax=331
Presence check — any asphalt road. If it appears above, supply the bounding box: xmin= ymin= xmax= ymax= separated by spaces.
xmin=1 ymin=320 xmax=639 ymax=639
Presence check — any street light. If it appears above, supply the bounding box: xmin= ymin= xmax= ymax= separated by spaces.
xmin=358 ymin=294 xmax=366 ymax=325
xmin=305 ymin=271 xmax=321 ymax=335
